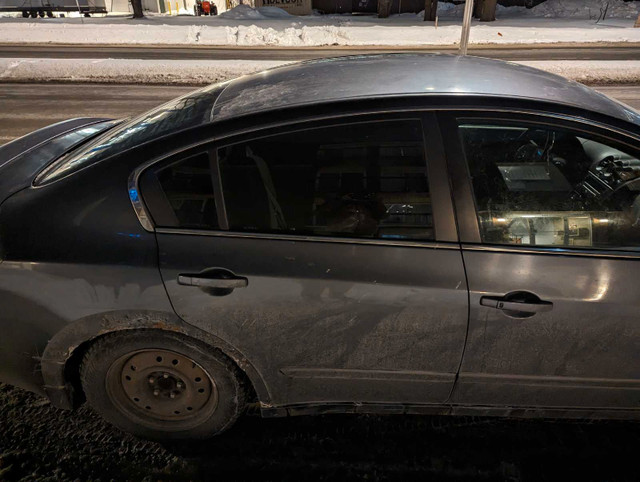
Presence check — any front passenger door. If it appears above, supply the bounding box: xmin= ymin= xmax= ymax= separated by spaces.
xmin=443 ymin=112 xmax=640 ymax=411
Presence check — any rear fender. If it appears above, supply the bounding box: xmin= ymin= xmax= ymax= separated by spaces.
xmin=40 ymin=309 xmax=271 ymax=410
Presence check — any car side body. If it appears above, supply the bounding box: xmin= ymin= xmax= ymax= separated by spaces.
xmin=1 ymin=54 xmax=640 ymax=437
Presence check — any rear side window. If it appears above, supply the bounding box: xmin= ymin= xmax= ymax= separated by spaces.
xmin=460 ymin=119 xmax=640 ymax=250
xmin=145 ymin=152 xmax=219 ymax=230
xmin=143 ymin=119 xmax=435 ymax=241
xmin=218 ymin=120 xmax=434 ymax=240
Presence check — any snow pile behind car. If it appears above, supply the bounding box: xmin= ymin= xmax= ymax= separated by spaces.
xmin=531 ymin=0 xmax=639 ymax=19
xmin=437 ymin=0 xmax=638 ymax=19
xmin=219 ymin=5 xmax=292 ymax=19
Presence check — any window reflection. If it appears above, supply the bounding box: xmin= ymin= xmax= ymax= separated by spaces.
xmin=217 ymin=120 xmax=433 ymax=241
xmin=37 ymin=83 xmax=227 ymax=184
xmin=460 ymin=121 xmax=640 ymax=250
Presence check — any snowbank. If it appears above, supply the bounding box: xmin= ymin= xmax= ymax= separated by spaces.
xmin=531 ymin=0 xmax=639 ymax=19
xmin=521 ymin=60 xmax=640 ymax=84
xmin=1 ymin=58 xmax=639 ymax=86
xmin=219 ymin=5 xmax=292 ymax=19
xmin=0 ymin=58 xmax=290 ymax=84
xmin=0 ymin=16 xmax=639 ymax=46
xmin=219 ymin=4 xmax=266 ymax=19
xmin=437 ymin=0 xmax=638 ymax=19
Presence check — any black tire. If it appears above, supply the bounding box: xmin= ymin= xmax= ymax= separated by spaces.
xmin=21 ymin=10 xmax=28 ymax=17
xmin=80 ymin=330 xmax=247 ymax=440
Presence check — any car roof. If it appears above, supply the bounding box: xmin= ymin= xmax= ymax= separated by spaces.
xmin=38 ymin=54 xmax=640 ymax=187
xmin=213 ymin=54 xmax=640 ymax=126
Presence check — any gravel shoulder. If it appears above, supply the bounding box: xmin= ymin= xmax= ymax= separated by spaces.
xmin=2 ymin=382 xmax=640 ymax=481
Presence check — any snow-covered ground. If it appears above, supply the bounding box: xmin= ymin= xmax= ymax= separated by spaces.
xmin=1 ymin=16 xmax=637 ymax=46
xmin=2 ymin=58 xmax=640 ymax=85
xmin=439 ymin=0 xmax=639 ymax=19
xmin=0 ymin=0 xmax=638 ymax=47
xmin=0 ymin=58 xmax=286 ymax=84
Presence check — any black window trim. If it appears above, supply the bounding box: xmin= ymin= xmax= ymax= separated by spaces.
xmin=439 ymin=110 xmax=640 ymax=259
xmin=134 ymin=110 xmax=458 ymax=247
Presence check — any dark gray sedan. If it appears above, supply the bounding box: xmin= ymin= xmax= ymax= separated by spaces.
xmin=1 ymin=54 xmax=639 ymax=440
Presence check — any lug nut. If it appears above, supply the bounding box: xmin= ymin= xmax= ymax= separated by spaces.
xmin=176 ymin=382 xmax=183 ymax=389
xmin=148 ymin=377 xmax=155 ymax=384
xmin=163 ymin=373 xmax=169 ymax=379
xmin=170 ymin=392 xmax=176 ymax=399
xmin=153 ymin=389 xmax=160 ymax=396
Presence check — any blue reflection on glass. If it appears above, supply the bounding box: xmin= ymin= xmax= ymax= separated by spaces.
xmin=129 ymin=188 xmax=139 ymax=203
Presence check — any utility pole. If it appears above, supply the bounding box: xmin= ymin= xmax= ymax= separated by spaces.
xmin=459 ymin=0 xmax=474 ymax=55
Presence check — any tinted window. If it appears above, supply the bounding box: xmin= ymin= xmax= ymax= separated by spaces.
xmin=218 ymin=120 xmax=433 ymax=240
xmin=153 ymin=153 xmax=219 ymax=229
xmin=460 ymin=120 xmax=640 ymax=250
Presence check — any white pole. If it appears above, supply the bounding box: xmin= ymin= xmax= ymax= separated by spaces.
xmin=75 ymin=0 xmax=84 ymax=22
xmin=459 ymin=0 xmax=474 ymax=55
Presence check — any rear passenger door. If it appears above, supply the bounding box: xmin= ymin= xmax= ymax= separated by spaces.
xmin=441 ymin=111 xmax=640 ymax=411
xmin=140 ymin=114 xmax=469 ymax=409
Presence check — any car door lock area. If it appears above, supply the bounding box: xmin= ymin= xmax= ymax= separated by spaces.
xmin=480 ymin=291 xmax=553 ymax=318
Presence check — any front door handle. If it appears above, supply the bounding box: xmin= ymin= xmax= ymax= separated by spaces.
xmin=480 ymin=295 xmax=553 ymax=314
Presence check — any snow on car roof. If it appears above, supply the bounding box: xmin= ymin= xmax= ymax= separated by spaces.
xmin=213 ymin=54 xmax=640 ymax=126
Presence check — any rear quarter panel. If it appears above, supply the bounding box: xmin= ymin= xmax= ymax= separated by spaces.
xmin=0 ymin=148 xmax=172 ymax=395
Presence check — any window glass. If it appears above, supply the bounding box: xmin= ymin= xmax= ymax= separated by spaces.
xmin=218 ymin=120 xmax=434 ymax=240
xmin=460 ymin=120 xmax=640 ymax=249
xmin=36 ymin=82 xmax=227 ymax=185
xmin=155 ymin=153 xmax=218 ymax=229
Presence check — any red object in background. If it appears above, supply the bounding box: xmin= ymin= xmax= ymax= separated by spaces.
xmin=202 ymin=1 xmax=211 ymax=13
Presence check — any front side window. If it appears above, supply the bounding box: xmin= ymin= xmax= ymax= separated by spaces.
xmin=217 ymin=120 xmax=434 ymax=241
xmin=460 ymin=119 xmax=640 ymax=250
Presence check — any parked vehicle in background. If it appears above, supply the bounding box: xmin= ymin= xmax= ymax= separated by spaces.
xmin=194 ymin=0 xmax=217 ymax=15
xmin=1 ymin=55 xmax=639 ymax=440
xmin=0 ymin=0 xmax=106 ymax=17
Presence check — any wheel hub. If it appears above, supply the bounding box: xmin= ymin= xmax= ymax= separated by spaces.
xmin=110 ymin=349 xmax=217 ymax=422
xmin=147 ymin=371 xmax=186 ymax=399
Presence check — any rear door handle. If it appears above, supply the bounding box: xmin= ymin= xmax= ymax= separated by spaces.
xmin=480 ymin=296 xmax=553 ymax=314
xmin=178 ymin=268 xmax=248 ymax=289
xmin=178 ymin=275 xmax=248 ymax=289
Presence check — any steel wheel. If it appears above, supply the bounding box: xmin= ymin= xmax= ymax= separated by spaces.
xmin=106 ymin=349 xmax=219 ymax=430
xmin=81 ymin=330 xmax=247 ymax=440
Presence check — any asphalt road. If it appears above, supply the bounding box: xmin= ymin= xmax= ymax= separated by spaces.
xmin=2 ymin=44 xmax=640 ymax=61
xmin=1 ymin=83 xmax=639 ymax=144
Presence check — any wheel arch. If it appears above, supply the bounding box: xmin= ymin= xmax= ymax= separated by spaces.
xmin=40 ymin=309 xmax=272 ymax=410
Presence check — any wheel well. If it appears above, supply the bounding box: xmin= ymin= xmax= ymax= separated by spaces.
xmin=63 ymin=329 xmax=258 ymax=409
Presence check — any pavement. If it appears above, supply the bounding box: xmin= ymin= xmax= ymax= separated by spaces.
xmin=1 ymin=83 xmax=639 ymax=144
